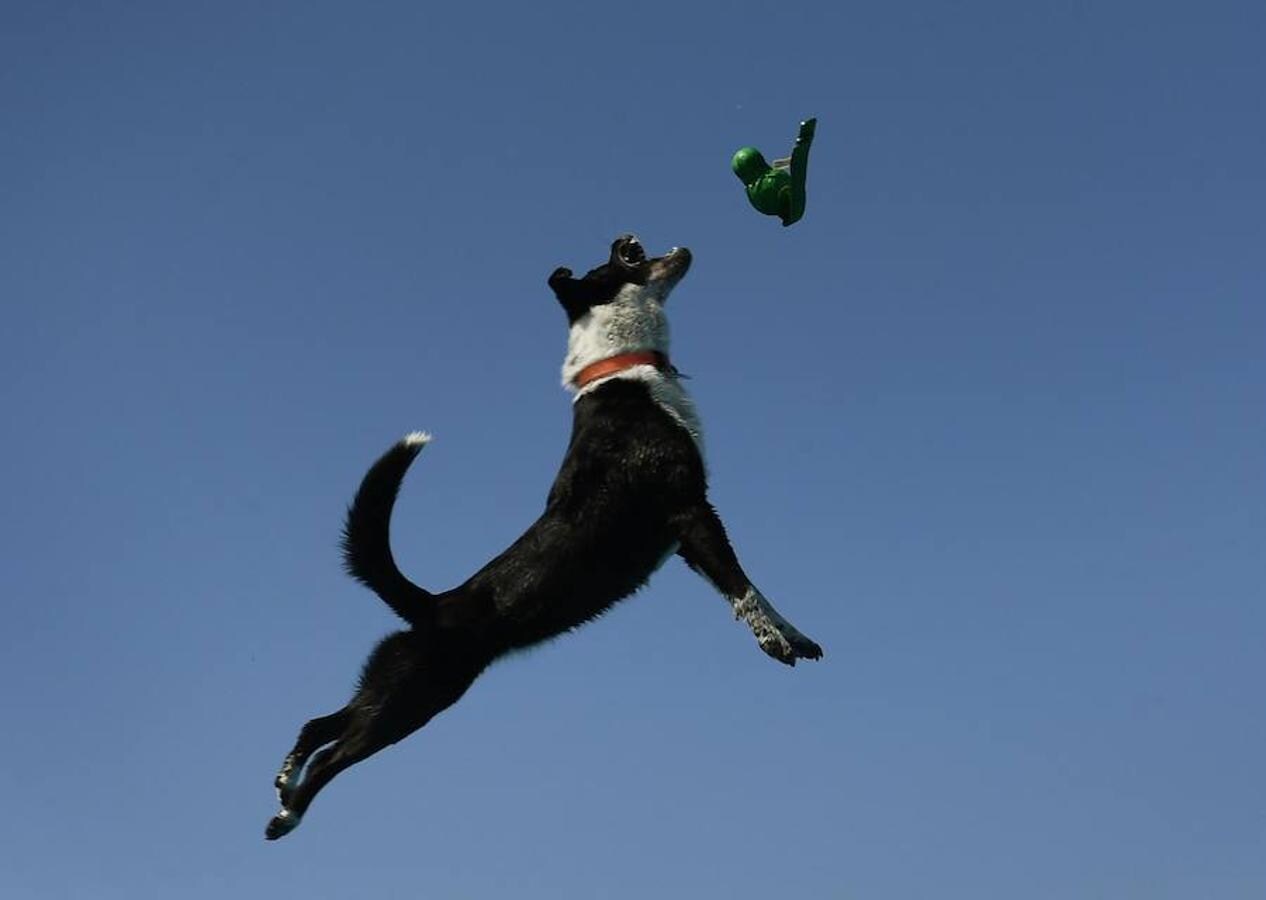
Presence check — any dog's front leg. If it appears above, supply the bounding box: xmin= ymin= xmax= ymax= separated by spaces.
xmin=674 ymin=504 xmax=823 ymax=665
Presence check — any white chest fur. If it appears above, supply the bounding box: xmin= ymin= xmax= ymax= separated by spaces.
xmin=561 ymin=286 xmax=705 ymax=454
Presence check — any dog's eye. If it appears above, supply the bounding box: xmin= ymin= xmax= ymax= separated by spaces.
xmin=617 ymin=239 xmax=646 ymax=267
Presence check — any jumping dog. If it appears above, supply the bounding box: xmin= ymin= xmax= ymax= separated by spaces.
xmin=266 ymin=235 xmax=823 ymax=839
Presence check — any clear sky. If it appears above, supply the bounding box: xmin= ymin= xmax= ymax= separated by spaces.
xmin=2 ymin=1 xmax=1264 ymax=897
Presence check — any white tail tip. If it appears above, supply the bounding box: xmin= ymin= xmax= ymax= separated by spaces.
xmin=402 ymin=431 xmax=432 ymax=447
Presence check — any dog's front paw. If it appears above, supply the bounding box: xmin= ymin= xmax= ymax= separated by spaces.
xmin=757 ymin=627 xmax=823 ymax=666
xmin=784 ymin=628 xmax=823 ymax=662
xmin=735 ymin=588 xmax=823 ymax=666
xmin=757 ymin=629 xmax=799 ymax=665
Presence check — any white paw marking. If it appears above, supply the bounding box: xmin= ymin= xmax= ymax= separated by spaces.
xmin=733 ymin=587 xmax=816 ymax=659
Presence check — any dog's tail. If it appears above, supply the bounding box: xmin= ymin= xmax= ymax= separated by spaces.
xmin=341 ymin=432 xmax=435 ymax=627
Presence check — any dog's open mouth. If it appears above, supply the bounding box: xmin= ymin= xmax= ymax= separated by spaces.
xmin=616 ymin=237 xmax=647 ymax=267
xmin=611 ymin=234 xmax=690 ymax=287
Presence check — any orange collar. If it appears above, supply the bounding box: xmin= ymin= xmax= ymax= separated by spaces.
xmin=573 ymin=350 xmax=671 ymax=389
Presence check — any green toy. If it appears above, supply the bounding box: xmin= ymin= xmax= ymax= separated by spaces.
xmin=731 ymin=117 xmax=817 ymax=226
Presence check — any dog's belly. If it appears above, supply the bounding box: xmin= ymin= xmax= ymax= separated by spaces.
xmin=458 ymin=379 xmax=706 ymax=652
xmin=470 ymin=525 xmax=677 ymax=650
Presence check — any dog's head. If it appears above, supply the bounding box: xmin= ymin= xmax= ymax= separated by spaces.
xmin=550 ymin=235 xmax=692 ymax=390
xmin=549 ymin=234 xmax=691 ymax=324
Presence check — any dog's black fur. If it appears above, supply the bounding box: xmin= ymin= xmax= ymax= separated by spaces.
xmin=266 ymin=236 xmax=821 ymax=840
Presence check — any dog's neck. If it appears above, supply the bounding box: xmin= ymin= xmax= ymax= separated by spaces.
xmin=560 ymin=287 xmax=704 ymax=452
xmin=572 ymin=350 xmax=672 ymax=390
xmin=561 ymin=287 xmax=670 ymax=387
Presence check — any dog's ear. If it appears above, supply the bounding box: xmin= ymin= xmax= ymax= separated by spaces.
xmin=549 ymin=267 xmax=574 ymax=293
xmin=549 ymin=267 xmax=587 ymax=320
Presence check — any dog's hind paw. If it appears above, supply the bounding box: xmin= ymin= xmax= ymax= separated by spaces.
xmin=265 ymin=809 xmax=301 ymax=841
xmin=274 ymin=759 xmax=299 ymax=804
xmin=274 ymin=773 xmax=294 ymax=806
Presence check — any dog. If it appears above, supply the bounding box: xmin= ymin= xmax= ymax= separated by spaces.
xmin=266 ymin=235 xmax=823 ymax=840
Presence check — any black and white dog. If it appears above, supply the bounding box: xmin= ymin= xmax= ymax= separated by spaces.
xmin=266 ymin=235 xmax=822 ymax=840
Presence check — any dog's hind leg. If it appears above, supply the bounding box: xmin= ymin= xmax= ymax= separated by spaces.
xmin=266 ymin=727 xmax=384 ymax=840
xmin=265 ymin=631 xmax=489 ymax=840
xmin=274 ymin=708 xmax=352 ymax=804
xmin=674 ymin=503 xmax=823 ymax=665
xmin=264 ymin=683 xmax=479 ymax=840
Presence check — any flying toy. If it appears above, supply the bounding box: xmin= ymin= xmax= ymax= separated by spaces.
xmin=731 ymin=117 xmax=817 ymax=226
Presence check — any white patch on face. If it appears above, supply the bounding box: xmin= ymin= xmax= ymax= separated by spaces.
xmin=561 ymin=283 xmax=705 ymax=454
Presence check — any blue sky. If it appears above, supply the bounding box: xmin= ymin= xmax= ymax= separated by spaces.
xmin=2 ymin=1 xmax=1264 ymax=897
